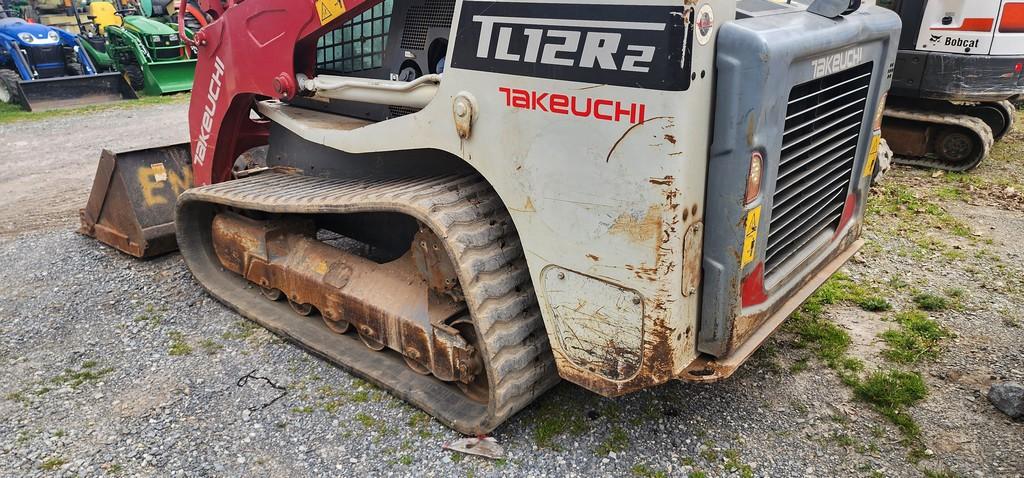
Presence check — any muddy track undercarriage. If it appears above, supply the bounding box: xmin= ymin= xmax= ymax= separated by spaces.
xmin=175 ymin=172 xmax=559 ymax=434
xmin=882 ymin=100 xmax=1016 ymax=172
xmin=883 ymin=108 xmax=996 ymax=171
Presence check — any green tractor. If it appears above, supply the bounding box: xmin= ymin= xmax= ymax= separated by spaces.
xmin=76 ymin=2 xmax=195 ymax=95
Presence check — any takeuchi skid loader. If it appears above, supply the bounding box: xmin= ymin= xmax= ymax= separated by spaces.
xmin=87 ymin=0 xmax=900 ymax=434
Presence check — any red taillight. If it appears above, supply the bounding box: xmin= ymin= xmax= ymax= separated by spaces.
xmin=999 ymin=3 xmax=1024 ymax=33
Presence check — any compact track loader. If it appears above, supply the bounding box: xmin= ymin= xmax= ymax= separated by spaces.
xmin=83 ymin=0 xmax=900 ymax=434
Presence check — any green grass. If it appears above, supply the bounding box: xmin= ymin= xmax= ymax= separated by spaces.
xmin=221 ymin=320 xmax=259 ymax=340
xmin=0 ymin=93 xmax=190 ymax=125
xmin=39 ymin=457 xmax=67 ymax=470
xmin=530 ymin=393 xmax=589 ymax=449
xmin=880 ymin=310 xmax=953 ymax=363
xmin=786 ymin=303 xmax=852 ymax=369
xmin=167 ymin=331 xmax=193 ymax=356
xmin=812 ymin=273 xmax=892 ymax=312
xmin=596 ymin=427 xmax=629 ymax=456
xmin=50 ymin=364 xmax=113 ymax=388
xmin=631 ymin=464 xmax=668 ymax=478
xmin=355 ymin=412 xmax=376 ymax=427
xmin=4 ymin=391 xmax=27 ymax=403
xmin=853 ymin=370 xmax=927 ymax=442
xmin=787 ymin=273 xmax=932 ymax=453
xmin=134 ymin=304 xmax=163 ymax=325
xmin=198 ymin=339 xmax=223 ymax=355
xmin=723 ymin=449 xmax=754 ymax=478
xmin=912 ymin=292 xmax=949 ymax=312
xmin=867 ymin=183 xmax=973 ymax=238
xmin=789 ymin=357 xmax=810 ymax=373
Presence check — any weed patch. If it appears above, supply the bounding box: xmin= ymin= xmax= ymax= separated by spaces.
xmin=50 ymin=363 xmax=113 ymax=388
xmin=880 ymin=311 xmax=953 ymax=363
xmin=631 ymin=464 xmax=667 ymax=478
xmin=167 ymin=331 xmax=193 ymax=356
xmin=531 ymin=393 xmax=588 ymax=449
xmin=39 ymin=457 xmax=67 ymax=470
xmin=912 ymin=293 xmax=949 ymax=311
xmin=596 ymin=427 xmax=629 ymax=456
xmin=853 ymin=370 xmax=927 ymax=442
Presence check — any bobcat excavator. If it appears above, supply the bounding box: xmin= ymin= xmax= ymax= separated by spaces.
xmin=871 ymin=0 xmax=1023 ymax=171
xmin=80 ymin=0 xmax=900 ymax=434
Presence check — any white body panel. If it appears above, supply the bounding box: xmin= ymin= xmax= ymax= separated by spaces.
xmin=907 ymin=0 xmax=1024 ymax=56
xmin=992 ymin=1 xmax=1024 ymax=55
xmin=262 ymin=0 xmax=736 ymax=392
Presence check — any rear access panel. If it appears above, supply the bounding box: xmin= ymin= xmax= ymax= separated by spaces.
xmin=541 ymin=267 xmax=644 ymax=382
xmin=700 ymin=6 xmax=900 ymax=359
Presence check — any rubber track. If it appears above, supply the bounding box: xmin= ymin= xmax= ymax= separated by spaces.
xmin=176 ymin=172 xmax=560 ymax=434
xmin=885 ymin=108 xmax=994 ymax=171
xmin=994 ymin=100 xmax=1016 ymax=142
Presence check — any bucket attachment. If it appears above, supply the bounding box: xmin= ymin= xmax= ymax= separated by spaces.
xmin=78 ymin=143 xmax=193 ymax=258
xmin=16 ymin=72 xmax=138 ymax=112
xmin=143 ymin=59 xmax=197 ymax=96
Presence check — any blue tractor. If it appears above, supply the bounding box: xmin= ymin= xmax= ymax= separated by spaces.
xmin=0 ymin=7 xmax=136 ymax=111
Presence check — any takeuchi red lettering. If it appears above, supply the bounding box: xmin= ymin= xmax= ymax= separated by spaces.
xmin=499 ymin=87 xmax=647 ymax=124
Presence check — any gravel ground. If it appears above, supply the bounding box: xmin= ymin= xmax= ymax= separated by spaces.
xmin=0 ymin=103 xmax=1021 ymax=478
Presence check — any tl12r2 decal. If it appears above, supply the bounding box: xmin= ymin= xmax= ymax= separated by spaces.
xmin=451 ymin=1 xmax=693 ymax=91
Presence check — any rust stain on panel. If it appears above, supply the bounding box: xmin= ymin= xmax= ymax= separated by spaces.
xmin=609 ymin=205 xmax=662 ymax=243
xmin=649 ymin=175 xmax=674 ymax=186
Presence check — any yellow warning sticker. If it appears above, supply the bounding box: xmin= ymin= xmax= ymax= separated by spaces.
xmin=863 ymin=132 xmax=881 ymax=177
xmin=741 ymin=205 xmax=761 ymax=267
xmin=315 ymin=0 xmax=345 ymax=25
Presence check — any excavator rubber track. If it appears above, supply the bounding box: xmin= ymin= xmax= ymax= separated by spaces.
xmin=883 ymin=108 xmax=995 ymax=172
xmin=175 ymin=171 xmax=559 ymax=435
xmin=993 ymin=100 xmax=1016 ymax=142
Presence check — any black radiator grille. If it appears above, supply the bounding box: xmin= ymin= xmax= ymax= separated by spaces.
xmin=26 ymin=45 xmax=64 ymax=78
xmin=153 ymin=48 xmax=180 ymax=60
xmin=765 ymin=61 xmax=873 ymax=278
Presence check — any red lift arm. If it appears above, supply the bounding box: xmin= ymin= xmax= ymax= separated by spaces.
xmin=181 ymin=0 xmax=376 ymax=186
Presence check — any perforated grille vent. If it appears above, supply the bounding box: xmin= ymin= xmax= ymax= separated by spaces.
xmin=765 ymin=61 xmax=873 ymax=278
xmin=399 ymin=0 xmax=456 ymax=50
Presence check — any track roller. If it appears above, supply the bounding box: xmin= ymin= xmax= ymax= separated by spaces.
xmin=176 ymin=172 xmax=559 ymax=434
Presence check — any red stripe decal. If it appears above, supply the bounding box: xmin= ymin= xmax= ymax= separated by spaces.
xmin=932 ymin=18 xmax=994 ymax=32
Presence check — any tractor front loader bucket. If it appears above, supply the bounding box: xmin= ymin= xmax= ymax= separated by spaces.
xmin=143 ymin=59 xmax=197 ymax=96
xmin=16 ymin=72 xmax=137 ymax=112
xmin=78 ymin=144 xmax=193 ymax=258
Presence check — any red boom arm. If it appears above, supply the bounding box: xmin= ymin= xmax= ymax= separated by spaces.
xmin=183 ymin=0 xmax=375 ymax=185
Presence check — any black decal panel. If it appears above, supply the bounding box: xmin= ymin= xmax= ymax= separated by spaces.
xmin=451 ymin=1 xmax=693 ymax=91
